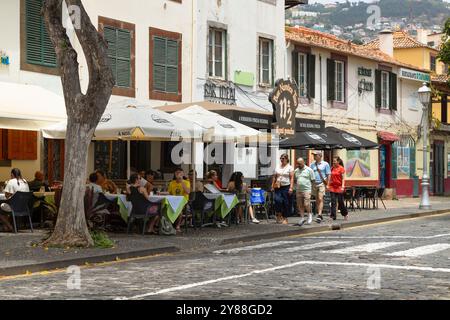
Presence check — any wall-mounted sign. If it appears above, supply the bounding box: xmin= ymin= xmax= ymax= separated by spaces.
xmin=0 ymin=51 xmax=10 ymax=66
xmin=296 ymin=118 xmax=325 ymax=132
xmin=204 ymin=80 xmax=236 ymax=105
xmin=269 ymin=79 xmax=299 ymax=138
xmin=358 ymin=67 xmax=372 ymax=77
xmin=399 ymin=68 xmax=431 ymax=82
xmin=358 ymin=78 xmax=374 ymax=93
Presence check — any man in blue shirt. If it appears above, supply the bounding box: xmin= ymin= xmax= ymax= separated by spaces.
xmin=310 ymin=151 xmax=331 ymax=223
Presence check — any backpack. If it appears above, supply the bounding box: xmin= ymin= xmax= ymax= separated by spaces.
xmin=159 ymin=215 xmax=176 ymax=236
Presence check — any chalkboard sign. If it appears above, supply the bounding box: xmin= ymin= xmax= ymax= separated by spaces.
xmin=94 ymin=141 xmax=126 ymax=179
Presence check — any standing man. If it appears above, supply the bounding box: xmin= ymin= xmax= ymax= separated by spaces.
xmin=294 ymin=158 xmax=316 ymax=226
xmin=310 ymin=151 xmax=331 ymax=223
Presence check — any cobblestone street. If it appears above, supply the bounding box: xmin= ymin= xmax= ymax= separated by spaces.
xmin=1 ymin=213 xmax=450 ymax=300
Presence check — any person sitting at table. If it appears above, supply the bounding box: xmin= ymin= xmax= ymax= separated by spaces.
xmin=0 ymin=168 xmax=30 ymax=232
xmin=138 ymin=170 xmax=151 ymax=189
xmin=95 ymin=170 xmax=118 ymax=194
xmin=28 ymin=171 xmax=50 ymax=192
xmin=86 ymin=173 xmax=103 ymax=194
xmin=167 ymin=168 xmax=190 ymax=233
xmin=127 ymin=174 xmax=160 ymax=235
xmin=227 ymin=172 xmax=260 ymax=224
xmin=207 ymin=170 xmax=226 ymax=192
xmin=188 ymin=169 xmax=204 ymax=193
xmin=145 ymin=170 xmax=157 ymax=195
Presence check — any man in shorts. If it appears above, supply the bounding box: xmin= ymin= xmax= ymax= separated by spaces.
xmin=294 ymin=158 xmax=315 ymax=226
xmin=310 ymin=151 xmax=331 ymax=223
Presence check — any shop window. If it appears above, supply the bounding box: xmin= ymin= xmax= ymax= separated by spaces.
xmin=393 ymin=136 xmax=416 ymax=179
xmin=150 ymin=28 xmax=182 ymax=102
xmin=44 ymin=139 xmax=65 ymax=184
xmin=209 ymin=28 xmax=227 ymax=79
xmin=99 ymin=17 xmax=135 ymax=97
xmin=259 ymin=38 xmax=274 ymax=86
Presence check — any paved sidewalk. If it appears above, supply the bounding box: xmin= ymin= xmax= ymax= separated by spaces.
xmin=0 ymin=197 xmax=449 ymax=276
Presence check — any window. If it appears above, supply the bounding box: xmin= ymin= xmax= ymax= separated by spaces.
xmin=298 ymin=53 xmax=307 ymax=97
xmin=430 ymin=54 xmax=437 ymax=72
xmin=335 ymin=61 xmax=345 ymax=103
xmin=21 ymin=0 xmax=58 ymax=74
xmin=381 ymin=71 xmax=390 ymax=109
xmin=259 ymin=38 xmax=274 ymax=86
xmin=99 ymin=17 xmax=135 ymax=97
xmin=149 ymin=28 xmax=182 ymax=102
xmin=209 ymin=28 xmax=226 ymax=79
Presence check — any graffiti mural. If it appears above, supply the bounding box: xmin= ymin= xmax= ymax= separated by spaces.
xmin=346 ymin=150 xmax=371 ymax=178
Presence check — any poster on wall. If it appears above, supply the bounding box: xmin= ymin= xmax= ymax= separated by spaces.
xmin=346 ymin=150 xmax=371 ymax=178
xmin=397 ymin=147 xmax=411 ymax=179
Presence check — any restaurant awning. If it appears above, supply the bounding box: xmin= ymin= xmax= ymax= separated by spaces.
xmin=0 ymin=81 xmax=66 ymax=130
xmin=377 ymin=131 xmax=400 ymax=142
xmin=325 ymin=127 xmax=378 ymax=150
xmin=42 ymin=99 xmax=203 ymax=141
xmin=278 ymin=131 xmax=342 ymax=150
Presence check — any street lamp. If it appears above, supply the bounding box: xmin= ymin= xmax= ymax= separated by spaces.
xmin=418 ymin=83 xmax=431 ymax=210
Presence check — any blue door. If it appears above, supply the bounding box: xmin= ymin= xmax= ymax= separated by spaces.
xmin=380 ymin=145 xmax=386 ymax=188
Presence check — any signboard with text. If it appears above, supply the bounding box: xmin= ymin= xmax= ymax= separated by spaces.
xmin=399 ymin=68 xmax=431 ymax=82
xmin=269 ymin=79 xmax=299 ymax=138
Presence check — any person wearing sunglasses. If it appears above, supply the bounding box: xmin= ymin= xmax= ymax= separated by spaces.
xmin=271 ymin=153 xmax=294 ymax=224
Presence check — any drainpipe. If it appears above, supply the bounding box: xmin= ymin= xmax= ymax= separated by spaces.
xmin=319 ymin=54 xmax=323 ymax=121
xmin=190 ymin=0 xmax=195 ymax=103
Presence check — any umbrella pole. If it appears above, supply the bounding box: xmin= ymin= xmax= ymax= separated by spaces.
xmin=127 ymin=140 xmax=131 ymax=179
xmin=191 ymin=140 xmax=196 ymax=191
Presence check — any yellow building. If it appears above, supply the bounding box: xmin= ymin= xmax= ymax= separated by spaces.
xmin=367 ymin=31 xmax=450 ymax=195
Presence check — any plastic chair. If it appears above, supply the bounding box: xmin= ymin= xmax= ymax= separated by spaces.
xmin=4 ymin=192 xmax=34 ymax=233
xmin=249 ymin=188 xmax=269 ymax=223
xmin=127 ymin=188 xmax=161 ymax=235
xmin=190 ymin=191 xmax=216 ymax=228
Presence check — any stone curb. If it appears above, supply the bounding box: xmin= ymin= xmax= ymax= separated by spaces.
xmin=0 ymin=246 xmax=179 ymax=277
xmin=219 ymin=209 xmax=450 ymax=245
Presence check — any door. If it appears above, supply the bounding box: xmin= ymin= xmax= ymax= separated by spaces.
xmin=379 ymin=145 xmax=387 ymax=188
xmin=433 ymin=141 xmax=445 ymax=195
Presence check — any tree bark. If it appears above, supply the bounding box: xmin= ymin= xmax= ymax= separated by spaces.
xmin=42 ymin=0 xmax=114 ymax=247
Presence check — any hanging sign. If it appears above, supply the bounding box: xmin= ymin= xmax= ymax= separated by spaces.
xmin=269 ymin=79 xmax=298 ymax=138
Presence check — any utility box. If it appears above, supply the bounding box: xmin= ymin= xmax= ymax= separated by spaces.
xmin=413 ymin=175 xmax=420 ymax=198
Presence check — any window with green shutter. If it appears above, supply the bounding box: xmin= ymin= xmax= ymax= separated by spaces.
xmin=104 ymin=26 xmax=132 ymax=88
xmin=25 ymin=0 xmax=57 ymax=68
xmin=153 ymin=36 xmax=179 ymax=94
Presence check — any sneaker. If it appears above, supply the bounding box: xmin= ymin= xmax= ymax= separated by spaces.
xmin=296 ymin=219 xmax=306 ymax=227
xmin=315 ymin=215 xmax=323 ymax=223
xmin=251 ymin=218 xmax=260 ymax=224
xmin=307 ymin=214 xmax=313 ymax=225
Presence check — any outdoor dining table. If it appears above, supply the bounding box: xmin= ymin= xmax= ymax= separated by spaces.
xmin=203 ymin=193 xmax=239 ymax=219
xmin=0 ymin=192 xmax=55 ymax=203
xmin=104 ymin=193 xmax=188 ymax=224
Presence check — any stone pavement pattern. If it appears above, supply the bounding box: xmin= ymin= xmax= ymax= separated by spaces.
xmin=0 ymin=212 xmax=449 ymax=300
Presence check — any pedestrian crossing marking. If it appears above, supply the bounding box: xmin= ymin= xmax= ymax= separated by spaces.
xmin=386 ymin=243 xmax=450 ymax=258
xmin=214 ymin=241 xmax=298 ymax=254
xmin=326 ymin=242 xmax=408 ymax=254
xmin=280 ymin=241 xmax=351 ymax=253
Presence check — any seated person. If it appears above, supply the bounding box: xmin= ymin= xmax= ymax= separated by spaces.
xmin=138 ymin=170 xmax=150 ymax=189
xmin=86 ymin=173 xmax=103 ymax=194
xmin=167 ymin=168 xmax=190 ymax=233
xmin=227 ymin=171 xmax=260 ymax=224
xmin=127 ymin=174 xmax=160 ymax=235
xmin=188 ymin=169 xmax=204 ymax=193
xmin=0 ymin=168 xmax=30 ymax=232
xmin=28 ymin=171 xmax=50 ymax=192
xmin=96 ymin=170 xmax=118 ymax=194
xmin=206 ymin=170 xmax=226 ymax=192
xmin=145 ymin=170 xmax=156 ymax=195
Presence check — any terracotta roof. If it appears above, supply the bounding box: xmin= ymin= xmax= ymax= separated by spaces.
xmin=285 ymin=27 xmax=429 ymax=72
xmin=364 ymin=30 xmax=438 ymax=51
xmin=431 ymin=74 xmax=449 ymax=83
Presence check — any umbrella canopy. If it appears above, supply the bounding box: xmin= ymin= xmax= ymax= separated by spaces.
xmin=172 ymin=105 xmax=262 ymax=142
xmin=278 ymin=131 xmax=343 ymax=150
xmin=0 ymin=81 xmax=66 ymax=130
xmin=325 ymin=127 xmax=378 ymax=150
xmin=42 ymin=100 xmax=203 ymax=141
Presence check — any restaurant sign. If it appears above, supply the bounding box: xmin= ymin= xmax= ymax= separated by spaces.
xmin=399 ymin=68 xmax=431 ymax=82
xmin=204 ymin=80 xmax=237 ymax=105
xmin=269 ymin=79 xmax=299 ymax=138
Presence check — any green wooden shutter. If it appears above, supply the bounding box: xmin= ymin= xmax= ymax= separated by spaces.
xmin=389 ymin=72 xmax=398 ymax=111
xmin=375 ymin=69 xmax=382 ymax=109
xmin=291 ymin=51 xmax=299 ymax=87
xmin=104 ymin=27 xmax=117 ymax=85
xmin=392 ymin=144 xmax=398 ymax=180
xmin=166 ymin=39 xmax=179 ymax=94
xmin=25 ymin=0 xmax=57 ymax=67
xmin=116 ymin=29 xmax=131 ymax=88
xmin=327 ymin=59 xmax=335 ymax=101
xmin=153 ymin=36 xmax=167 ymax=92
xmin=410 ymin=144 xmax=416 ymax=178
xmin=307 ymin=54 xmax=316 ymax=99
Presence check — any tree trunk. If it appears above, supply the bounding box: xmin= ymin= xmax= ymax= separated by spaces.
xmin=44 ymin=119 xmax=95 ymax=247
xmin=42 ymin=0 xmax=115 ymax=247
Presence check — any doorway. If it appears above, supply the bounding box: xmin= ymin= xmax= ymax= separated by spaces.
xmin=379 ymin=143 xmax=392 ymax=188
xmin=432 ymin=141 xmax=445 ymax=195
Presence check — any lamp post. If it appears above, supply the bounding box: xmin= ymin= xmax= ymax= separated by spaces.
xmin=418 ymin=83 xmax=431 ymax=210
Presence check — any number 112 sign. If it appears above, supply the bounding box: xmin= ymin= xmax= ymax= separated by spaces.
xmin=269 ymin=79 xmax=299 ymax=138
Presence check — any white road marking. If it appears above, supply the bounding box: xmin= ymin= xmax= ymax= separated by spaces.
xmin=213 ymin=241 xmax=297 ymax=254
xmin=326 ymin=242 xmax=407 ymax=254
xmin=116 ymin=260 xmax=450 ymax=300
xmin=280 ymin=241 xmax=351 ymax=253
xmin=299 ymin=234 xmax=450 ymax=240
xmin=387 ymin=244 xmax=450 ymax=257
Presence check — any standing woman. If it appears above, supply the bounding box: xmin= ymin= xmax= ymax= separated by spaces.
xmin=329 ymin=157 xmax=348 ymax=221
xmin=271 ymin=153 xmax=294 ymax=225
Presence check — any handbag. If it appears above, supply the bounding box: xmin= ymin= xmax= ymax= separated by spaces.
xmin=315 ymin=163 xmax=329 ymax=188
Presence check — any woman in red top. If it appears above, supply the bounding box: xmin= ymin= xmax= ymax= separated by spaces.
xmin=329 ymin=157 xmax=348 ymax=221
